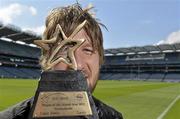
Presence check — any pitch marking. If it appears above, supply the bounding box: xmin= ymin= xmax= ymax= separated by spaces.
xmin=157 ymin=95 xmax=180 ymax=119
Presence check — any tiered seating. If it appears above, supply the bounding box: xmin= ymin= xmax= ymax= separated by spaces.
xmin=0 ymin=66 xmax=41 ymax=79
xmin=136 ymin=73 xmax=151 ymax=80
xmin=110 ymin=73 xmax=124 ymax=80
xmin=164 ymin=73 xmax=180 ymax=82
xmin=148 ymin=73 xmax=165 ymax=81
xmin=19 ymin=68 xmax=41 ymax=78
xmin=3 ymin=67 xmax=29 ymax=78
xmin=104 ymin=55 xmax=126 ymax=65
xmin=0 ymin=67 xmax=14 ymax=78
xmin=0 ymin=40 xmax=40 ymax=58
xmin=100 ymin=51 xmax=180 ymax=82
xmin=0 ymin=38 xmax=42 ymax=79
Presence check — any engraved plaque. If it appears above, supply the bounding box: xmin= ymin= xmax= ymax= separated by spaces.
xmin=33 ymin=91 xmax=92 ymax=118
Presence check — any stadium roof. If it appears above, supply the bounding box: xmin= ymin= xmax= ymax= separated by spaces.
xmin=105 ymin=43 xmax=180 ymax=55
xmin=1 ymin=22 xmax=180 ymax=56
xmin=0 ymin=22 xmax=41 ymax=44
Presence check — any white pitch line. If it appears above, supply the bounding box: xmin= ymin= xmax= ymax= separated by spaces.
xmin=157 ymin=95 xmax=180 ymax=119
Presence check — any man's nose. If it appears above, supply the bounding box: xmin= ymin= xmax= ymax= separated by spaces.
xmin=75 ymin=51 xmax=85 ymax=71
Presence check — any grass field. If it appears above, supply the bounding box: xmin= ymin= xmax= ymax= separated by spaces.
xmin=0 ymin=79 xmax=179 ymax=119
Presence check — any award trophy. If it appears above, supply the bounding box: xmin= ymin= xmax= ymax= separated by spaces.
xmin=28 ymin=21 xmax=99 ymax=119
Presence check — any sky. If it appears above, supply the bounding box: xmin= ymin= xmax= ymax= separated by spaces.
xmin=0 ymin=0 xmax=179 ymax=49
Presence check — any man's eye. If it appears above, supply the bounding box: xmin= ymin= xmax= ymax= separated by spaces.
xmin=83 ymin=48 xmax=93 ymax=55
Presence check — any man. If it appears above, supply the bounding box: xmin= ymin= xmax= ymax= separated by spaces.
xmin=0 ymin=3 xmax=123 ymax=119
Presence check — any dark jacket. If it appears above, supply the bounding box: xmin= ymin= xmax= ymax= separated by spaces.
xmin=0 ymin=97 xmax=123 ymax=119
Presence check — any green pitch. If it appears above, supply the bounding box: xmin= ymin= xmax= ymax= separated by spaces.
xmin=0 ymin=79 xmax=179 ymax=119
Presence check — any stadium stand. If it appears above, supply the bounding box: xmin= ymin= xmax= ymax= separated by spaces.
xmin=101 ymin=44 xmax=180 ymax=82
xmin=0 ymin=22 xmax=180 ymax=82
xmin=0 ymin=22 xmax=41 ymax=79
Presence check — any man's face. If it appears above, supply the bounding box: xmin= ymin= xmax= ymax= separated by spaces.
xmin=52 ymin=29 xmax=100 ymax=92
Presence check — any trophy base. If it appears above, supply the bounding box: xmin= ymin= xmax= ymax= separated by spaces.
xmin=29 ymin=70 xmax=99 ymax=119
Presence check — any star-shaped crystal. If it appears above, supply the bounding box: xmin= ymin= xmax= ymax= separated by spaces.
xmin=34 ymin=20 xmax=87 ymax=70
